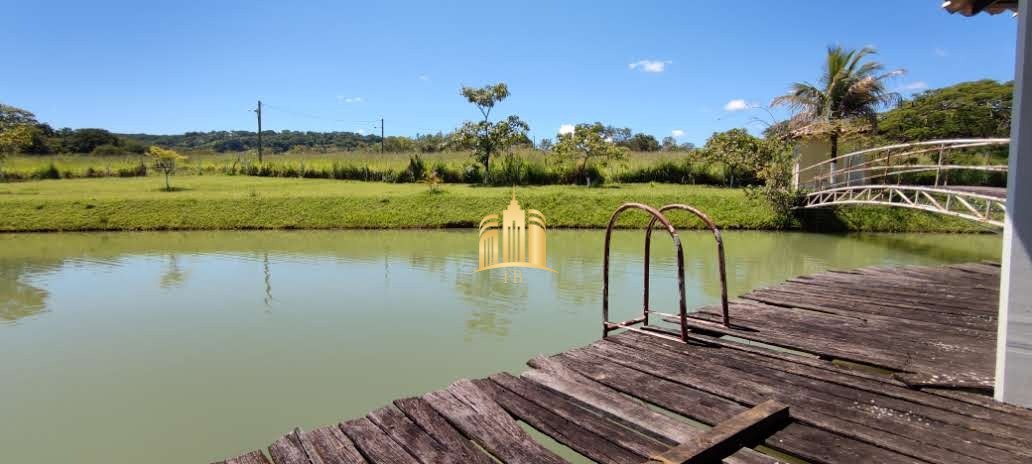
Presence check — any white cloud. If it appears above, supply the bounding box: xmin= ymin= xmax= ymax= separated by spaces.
xmin=628 ymin=59 xmax=672 ymax=73
xmin=558 ymin=124 xmax=575 ymax=135
xmin=671 ymin=129 xmax=685 ymax=138
xmin=418 ymin=75 xmax=430 ymax=81
xmin=934 ymin=48 xmax=949 ymax=57
xmin=724 ymin=99 xmax=751 ymax=111
xmin=357 ymin=129 xmax=367 ymax=135
xmin=337 ymin=96 xmax=363 ymax=103
xmin=899 ymin=81 xmax=929 ymax=91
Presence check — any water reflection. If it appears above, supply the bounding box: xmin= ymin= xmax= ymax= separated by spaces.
xmin=0 ymin=229 xmax=1004 ymax=464
xmin=0 ymin=230 xmax=1003 ymax=328
xmin=0 ymin=263 xmax=48 ymax=323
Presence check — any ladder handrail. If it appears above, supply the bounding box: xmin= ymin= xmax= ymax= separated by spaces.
xmin=603 ymin=202 xmax=728 ymax=344
xmin=644 ymin=204 xmax=729 ymax=328
xmin=603 ymin=203 xmax=688 ymax=341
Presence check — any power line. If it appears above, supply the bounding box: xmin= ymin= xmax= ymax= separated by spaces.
xmin=260 ymin=102 xmax=378 ymax=125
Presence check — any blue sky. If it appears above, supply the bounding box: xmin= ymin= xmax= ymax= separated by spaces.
xmin=0 ymin=1 xmax=1019 ymax=145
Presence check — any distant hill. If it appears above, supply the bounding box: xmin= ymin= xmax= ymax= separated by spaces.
xmin=120 ymin=130 xmax=381 ymax=153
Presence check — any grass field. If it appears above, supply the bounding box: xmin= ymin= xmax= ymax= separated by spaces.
xmin=0 ymin=176 xmax=985 ymax=232
xmin=0 ymin=149 xmax=731 ymax=185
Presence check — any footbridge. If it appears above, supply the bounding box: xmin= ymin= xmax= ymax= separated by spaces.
xmin=794 ymin=139 xmax=1010 ymax=227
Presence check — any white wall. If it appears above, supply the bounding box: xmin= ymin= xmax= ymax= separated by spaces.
xmin=996 ymin=2 xmax=1032 ymax=407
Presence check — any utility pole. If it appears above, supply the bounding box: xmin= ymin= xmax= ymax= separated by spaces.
xmin=380 ymin=117 xmax=385 ymax=154
xmin=255 ymin=100 xmax=263 ymax=163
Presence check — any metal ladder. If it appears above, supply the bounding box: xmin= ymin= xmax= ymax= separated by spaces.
xmin=602 ymin=203 xmax=730 ymax=343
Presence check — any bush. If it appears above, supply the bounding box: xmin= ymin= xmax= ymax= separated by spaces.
xmin=91 ymin=144 xmax=125 ymax=156
xmin=117 ymin=162 xmax=147 ymax=177
xmin=399 ymin=155 xmax=427 ymax=183
xmin=32 ymin=163 xmax=61 ymax=180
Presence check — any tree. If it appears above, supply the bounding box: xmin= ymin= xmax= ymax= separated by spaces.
xmin=552 ymin=122 xmax=628 ymax=186
xmin=773 ymin=46 xmax=904 ymax=177
xmin=878 ymin=80 xmax=1013 ymax=141
xmin=0 ymin=104 xmax=38 ymax=127
xmin=63 ymin=128 xmax=121 ymax=153
xmin=455 ymin=83 xmax=529 ymax=181
xmin=147 ymin=146 xmax=187 ymax=191
xmin=624 ymin=133 xmax=661 ymax=152
xmin=0 ymin=105 xmax=40 ymax=173
xmin=703 ymin=128 xmax=768 ymax=187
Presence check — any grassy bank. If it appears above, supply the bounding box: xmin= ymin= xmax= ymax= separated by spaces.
xmin=0 ymin=176 xmax=985 ymax=232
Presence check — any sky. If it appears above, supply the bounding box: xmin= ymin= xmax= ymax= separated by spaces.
xmin=0 ymin=1 xmax=1020 ymax=145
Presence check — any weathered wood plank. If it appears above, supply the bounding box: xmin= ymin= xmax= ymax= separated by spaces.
xmin=649 ymin=400 xmax=789 ymax=464
xmin=391 ymin=397 xmax=495 ymax=464
xmin=340 ymin=418 xmax=420 ymax=464
xmin=744 ymin=287 xmax=996 ymax=331
xmin=422 ymin=379 xmax=568 ymax=464
xmin=554 ymin=348 xmax=922 ymax=464
xmin=617 ymin=331 xmax=1032 ymax=434
xmin=523 ymin=356 xmax=778 ymax=464
xmin=216 ymin=450 xmax=273 ymax=464
xmin=472 ymin=377 xmax=642 ymax=464
xmin=269 ymin=429 xmax=311 ymax=464
xmin=585 ymin=340 xmax=1019 ymax=464
xmin=367 ymin=405 xmax=473 ymax=464
xmin=615 ymin=333 xmax=1032 ymax=455
xmin=488 ymin=372 xmax=668 ymax=458
xmin=299 ymin=426 xmax=367 ymax=464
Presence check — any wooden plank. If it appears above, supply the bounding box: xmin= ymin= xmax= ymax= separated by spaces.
xmin=422 ymin=379 xmax=568 ymax=464
xmin=298 ymin=426 xmax=367 ymax=464
xmin=269 ymin=429 xmax=311 ymax=464
xmin=615 ymin=333 xmax=1032 ymax=455
xmin=340 ymin=418 xmax=420 ymax=464
xmin=216 ymin=450 xmax=273 ymax=464
xmin=523 ymin=356 xmax=778 ymax=464
xmin=487 ymin=372 xmax=668 ymax=458
xmin=471 ymin=377 xmax=643 ymax=464
xmin=617 ymin=331 xmax=1032 ymax=434
xmin=649 ymin=400 xmax=789 ymax=464
xmin=781 ymin=280 xmax=999 ymax=313
xmin=894 ymin=371 xmax=994 ymax=391
xmin=744 ymin=287 xmax=996 ymax=330
xmin=554 ymin=348 xmax=923 ymax=464
xmin=677 ymin=301 xmax=993 ymax=379
xmin=582 ymin=340 xmax=1006 ymax=464
xmin=367 ymin=405 xmax=473 ymax=464
xmin=391 ymin=397 xmax=495 ymax=464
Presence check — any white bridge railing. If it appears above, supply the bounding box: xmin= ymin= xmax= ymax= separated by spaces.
xmin=803 ymin=185 xmax=1006 ymax=227
xmin=794 ymin=139 xmax=1009 ymax=227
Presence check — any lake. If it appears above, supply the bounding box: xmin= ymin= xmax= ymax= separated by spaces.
xmin=0 ymin=230 xmax=1001 ymax=463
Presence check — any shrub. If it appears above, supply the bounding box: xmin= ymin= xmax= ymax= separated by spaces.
xmin=91 ymin=144 xmax=125 ymax=156
xmin=32 ymin=162 xmax=61 ymax=180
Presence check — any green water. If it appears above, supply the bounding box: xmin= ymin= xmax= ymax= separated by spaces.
xmin=0 ymin=230 xmax=1001 ymax=463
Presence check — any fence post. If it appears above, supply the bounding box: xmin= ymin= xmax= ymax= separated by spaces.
xmin=792 ymin=160 xmax=800 ymax=190
xmin=934 ymin=144 xmax=945 ymax=186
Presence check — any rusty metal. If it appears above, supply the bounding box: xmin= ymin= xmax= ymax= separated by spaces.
xmin=603 ymin=203 xmax=687 ymax=341
xmin=645 ymin=204 xmax=730 ymax=328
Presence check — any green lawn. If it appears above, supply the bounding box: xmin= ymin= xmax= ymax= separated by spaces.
xmin=0 ymin=176 xmax=985 ymax=232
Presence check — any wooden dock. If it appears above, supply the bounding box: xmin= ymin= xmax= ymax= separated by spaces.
xmin=215 ymin=262 xmax=1032 ymax=464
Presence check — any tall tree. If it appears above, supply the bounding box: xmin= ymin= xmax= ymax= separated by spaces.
xmin=703 ymin=128 xmax=768 ymax=187
xmin=455 ymin=83 xmax=528 ymax=181
xmin=0 ymin=104 xmax=40 ymax=168
xmin=772 ymin=46 xmax=904 ymax=175
xmin=552 ymin=122 xmax=628 ymax=186
xmin=878 ymin=79 xmax=1013 ymax=141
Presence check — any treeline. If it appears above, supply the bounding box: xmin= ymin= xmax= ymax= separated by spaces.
xmin=0 ymin=79 xmax=1014 ymax=157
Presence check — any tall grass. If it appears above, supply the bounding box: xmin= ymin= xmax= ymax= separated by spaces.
xmin=1 ymin=149 xmax=737 ymax=186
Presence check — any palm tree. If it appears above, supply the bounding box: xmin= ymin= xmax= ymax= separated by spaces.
xmin=773 ymin=46 xmax=904 ymax=180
